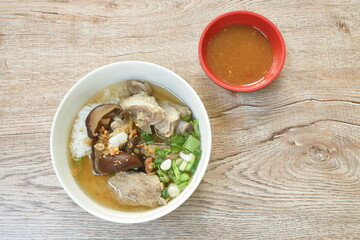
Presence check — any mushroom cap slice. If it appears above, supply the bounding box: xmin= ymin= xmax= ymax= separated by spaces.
xmin=95 ymin=152 xmax=143 ymax=175
xmin=85 ymin=104 xmax=121 ymax=138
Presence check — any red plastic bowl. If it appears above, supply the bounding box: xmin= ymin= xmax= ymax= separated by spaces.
xmin=198 ymin=11 xmax=286 ymax=92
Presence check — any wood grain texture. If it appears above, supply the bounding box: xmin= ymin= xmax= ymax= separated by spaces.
xmin=1 ymin=0 xmax=360 ymax=239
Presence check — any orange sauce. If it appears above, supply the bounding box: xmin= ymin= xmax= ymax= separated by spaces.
xmin=207 ymin=24 xmax=273 ymax=86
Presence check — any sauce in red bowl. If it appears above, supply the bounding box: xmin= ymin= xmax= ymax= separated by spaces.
xmin=198 ymin=11 xmax=286 ymax=92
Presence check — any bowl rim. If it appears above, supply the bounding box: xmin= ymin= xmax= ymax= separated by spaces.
xmin=198 ymin=10 xmax=286 ymax=92
xmin=50 ymin=61 xmax=212 ymax=223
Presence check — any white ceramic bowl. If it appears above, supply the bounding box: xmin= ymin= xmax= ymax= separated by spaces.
xmin=50 ymin=61 xmax=212 ymax=223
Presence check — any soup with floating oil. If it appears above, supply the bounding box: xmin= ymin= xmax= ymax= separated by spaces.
xmin=69 ymin=81 xmax=201 ymax=212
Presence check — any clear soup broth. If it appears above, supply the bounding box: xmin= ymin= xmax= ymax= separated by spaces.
xmin=69 ymin=82 xmax=186 ymax=212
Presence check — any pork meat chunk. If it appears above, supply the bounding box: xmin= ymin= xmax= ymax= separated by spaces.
xmin=171 ymin=102 xmax=191 ymax=118
xmin=154 ymin=101 xmax=192 ymax=138
xmin=120 ymin=93 xmax=165 ymax=133
xmin=154 ymin=102 xmax=180 ymax=138
xmin=108 ymin=171 xmax=166 ymax=208
xmin=126 ymin=80 xmax=152 ymax=95
xmin=110 ymin=116 xmax=134 ymax=134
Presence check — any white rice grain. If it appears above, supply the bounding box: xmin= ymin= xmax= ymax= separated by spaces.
xmin=69 ymin=84 xmax=130 ymax=160
xmin=70 ymin=103 xmax=100 ymax=160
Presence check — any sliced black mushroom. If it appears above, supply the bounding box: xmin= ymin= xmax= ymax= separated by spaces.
xmin=85 ymin=104 xmax=121 ymax=138
xmin=94 ymin=152 xmax=143 ymax=175
xmin=91 ymin=145 xmax=103 ymax=174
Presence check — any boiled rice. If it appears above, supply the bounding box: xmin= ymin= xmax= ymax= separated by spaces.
xmin=69 ymin=84 xmax=130 ymax=160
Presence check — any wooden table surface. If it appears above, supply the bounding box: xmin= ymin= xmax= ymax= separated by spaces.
xmin=1 ymin=1 xmax=360 ymax=239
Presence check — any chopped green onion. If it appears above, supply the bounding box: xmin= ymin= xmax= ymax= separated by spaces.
xmin=171 ymin=143 xmax=188 ymax=152
xmin=170 ymin=134 xmax=180 ymax=143
xmin=176 ymin=135 xmax=186 ymax=145
xmin=190 ymin=119 xmax=200 ymax=138
xmin=175 ymin=158 xmax=183 ymax=167
xmin=179 ymin=151 xmax=195 ymax=162
xmin=154 ymin=157 xmax=164 ymax=164
xmin=182 ymin=115 xmax=191 ymax=121
xmin=178 ymin=181 xmax=189 ymax=191
xmin=160 ymin=159 xmax=172 ymax=171
xmin=170 ymin=134 xmax=186 ymax=145
xmin=184 ymin=156 xmax=196 ymax=171
xmin=182 ymin=135 xmax=200 ymax=153
xmin=156 ymin=169 xmax=166 ymax=176
xmin=168 ymin=169 xmax=174 ymax=180
xmin=157 ymin=170 xmax=170 ymax=183
xmin=171 ymin=159 xmax=180 ymax=181
xmin=160 ymin=175 xmax=170 ymax=183
xmin=179 ymin=161 xmax=187 ymax=171
xmin=141 ymin=132 xmax=153 ymax=142
xmin=190 ymin=158 xmax=200 ymax=173
xmin=179 ymin=172 xmax=190 ymax=182
xmin=194 ymin=148 xmax=202 ymax=157
xmin=168 ymin=183 xmax=180 ymax=197
xmin=171 ymin=145 xmax=180 ymax=153
xmin=154 ymin=158 xmax=164 ymax=168
xmin=162 ymin=188 xmax=169 ymax=198
xmin=167 ymin=148 xmax=172 ymax=154
xmin=156 ymin=148 xmax=171 ymax=158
